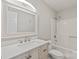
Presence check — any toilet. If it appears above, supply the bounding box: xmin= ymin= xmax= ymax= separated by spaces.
xmin=48 ymin=49 xmax=64 ymax=59
xmin=48 ymin=42 xmax=64 ymax=59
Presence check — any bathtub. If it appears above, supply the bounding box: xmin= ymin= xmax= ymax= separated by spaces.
xmin=51 ymin=44 xmax=77 ymax=59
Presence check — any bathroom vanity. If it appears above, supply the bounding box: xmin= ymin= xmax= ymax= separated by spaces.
xmin=2 ymin=39 xmax=49 ymax=59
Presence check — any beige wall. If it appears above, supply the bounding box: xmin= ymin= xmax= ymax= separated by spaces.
xmin=57 ymin=7 xmax=77 ymax=50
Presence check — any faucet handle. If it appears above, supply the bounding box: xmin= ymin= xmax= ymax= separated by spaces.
xmin=18 ymin=40 xmax=23 ymax=43
xmin=54 ymin=35 xmax=56 ymax=38
xmin=24 ymin=39 xmax=27 ymax=42
xmin=28 ymin=39 xmax=31 ymax=42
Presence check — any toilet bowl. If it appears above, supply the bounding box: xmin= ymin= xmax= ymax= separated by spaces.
xmin=49 ymin=49 xmax=64 ymax=59
xmin=48 ymin=41 xmax=64 ymax=59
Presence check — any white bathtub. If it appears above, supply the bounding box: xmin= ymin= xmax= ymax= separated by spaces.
xmin=51 ymin=44 xmax=77 ymax=59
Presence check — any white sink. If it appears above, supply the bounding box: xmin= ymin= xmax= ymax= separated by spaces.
xmin=17 ymin=39 xmax=45 ymax=47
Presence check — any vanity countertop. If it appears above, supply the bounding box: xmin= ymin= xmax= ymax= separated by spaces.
xmin=2 ymin=39 xmax=49 ymax=59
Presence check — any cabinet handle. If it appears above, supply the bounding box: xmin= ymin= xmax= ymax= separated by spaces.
xmin=43 ymin=49 xmax=47 ymax=52
xmin=29 ymin=55 xmax=32 ymax=58
xmin=27 ymin=55 xmax=32 ymax=59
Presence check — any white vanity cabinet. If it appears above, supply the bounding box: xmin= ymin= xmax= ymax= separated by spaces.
xmin=29 ymin=48 xmax=38 ymax=59
xmin=10 ymin=44 xmax=48 ymax=59
xmin=38 ymin=44 xmax=48 ymax=59
xmin=11 ymin=48 xmax=38 ymax=59
xmin=2 ymin=39 xmax=49 ymax=59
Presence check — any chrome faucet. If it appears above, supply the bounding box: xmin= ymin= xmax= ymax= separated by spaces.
xmin=18 ymin=40 xmax=23 ymax=43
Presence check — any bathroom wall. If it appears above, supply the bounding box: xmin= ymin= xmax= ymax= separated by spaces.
xmin=57 ymin=7 xmax=77 ymax=50
xmin=25 ymin=0 xmax=56 ymax=40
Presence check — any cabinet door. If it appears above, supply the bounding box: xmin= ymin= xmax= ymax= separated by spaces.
xmin=10 ymin=49 xmax=38 ymax=59
xmin=29 ymin=48 xmax=38 ymax=59
xmin=38 ymin=44 xmax=48 ymax=59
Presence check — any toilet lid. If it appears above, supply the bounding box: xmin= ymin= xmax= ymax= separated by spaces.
xmin=49 ymin=49 xmax=63 ymax=56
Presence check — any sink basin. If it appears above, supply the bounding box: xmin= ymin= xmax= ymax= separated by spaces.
xmin=17 ymin=39 xmax=45 ymax=47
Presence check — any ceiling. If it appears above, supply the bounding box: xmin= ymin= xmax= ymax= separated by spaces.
xmin=43 ymin=0 xmax=77 ymax=12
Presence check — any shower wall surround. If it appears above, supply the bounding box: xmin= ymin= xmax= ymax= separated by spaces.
xmin=57 ymin=7 xmax=77 ymax=50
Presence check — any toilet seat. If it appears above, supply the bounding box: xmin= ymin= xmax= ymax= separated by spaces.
xmin=49 ymin=49 xmax=64 ymax=57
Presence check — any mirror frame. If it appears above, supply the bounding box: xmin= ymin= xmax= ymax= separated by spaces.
xmin=2 ymin=0 xmax=38 ymax=39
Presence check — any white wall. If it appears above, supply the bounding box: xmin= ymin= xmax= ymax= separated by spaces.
xmin=57 ymin=7 xmax=77 ymax=50
xmin=25 ymin=0 xmax=56 ymax=40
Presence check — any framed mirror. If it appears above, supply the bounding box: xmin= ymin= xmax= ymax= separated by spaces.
xmin=7 ymin=6 xmax=36 ymax=33
xmin=2 ymin=1 xmax=38 ymax=38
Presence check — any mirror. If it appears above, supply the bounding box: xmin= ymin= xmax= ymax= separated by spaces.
xmin=7 ymin=7 xmax=17 ymax=33
xmin=2 ymin=1 xmax=38 ymax=37
xmin=7 ymin=7 xmax=35 ymax=33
